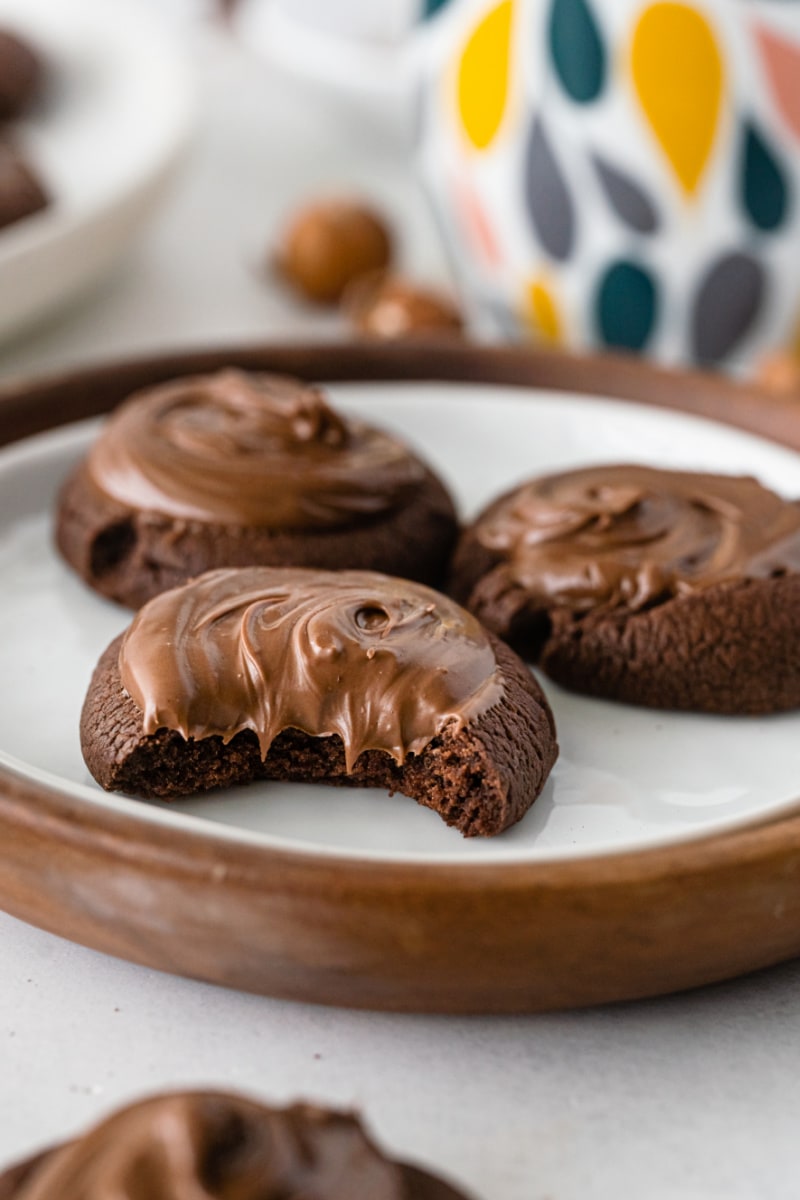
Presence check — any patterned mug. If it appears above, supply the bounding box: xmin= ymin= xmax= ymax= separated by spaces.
xmin=416 ymin=0 xmax=800 ymax=370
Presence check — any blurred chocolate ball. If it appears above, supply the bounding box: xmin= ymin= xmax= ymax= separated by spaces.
xmin=0 ymin=30 xmax=43 ymax=121
xmin=755 ymin=350 xmax=800 ymax=395
xmin=0 ymin=142 xmax=48 ymax=230
xmin=345 ymin=273 xmax=464 ymax=339
xmin=275 ymin=199 xmax=392 ymax=305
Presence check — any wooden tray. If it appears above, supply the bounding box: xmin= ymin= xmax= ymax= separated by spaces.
xmin=2 ymin=341 xmax=800 ymax=1014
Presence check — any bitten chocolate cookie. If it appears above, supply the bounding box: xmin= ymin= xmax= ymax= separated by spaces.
xmin=0 ymin=1091 xmax=472 ymax=1199
xmin=0 ymin=141 xmax=48 ymax=230
xmin=56 ymin=369 xmax=458 ymax=608
xmin=450 ymin=464 xmax=800 ymax=714
xmin=0 ymin=29 xmax=43 ymax=121
xmin=81 ymin=567 xmax=557 ymax=837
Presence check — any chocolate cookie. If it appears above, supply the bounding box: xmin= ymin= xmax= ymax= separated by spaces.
xmin=0 ymin=30 xmax=42 ymax=121
xmin=81 ymin=567 xmax=557 ymax=837
xmin=0 ymin=1091 xmax=472 ymax=1199
xmin=450 ymin=464 xmax=800 ymax=714
xmin=56 ymin=370 xmax=459 ymax=608
xmin=0 ymin=141 xmax=48 ymax=230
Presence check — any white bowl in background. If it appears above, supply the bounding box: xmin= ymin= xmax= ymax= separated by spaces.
xmin=0 ymin=0 xmax=194 ymax=345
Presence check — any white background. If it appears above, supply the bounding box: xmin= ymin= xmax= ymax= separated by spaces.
xmin=2 ymin=4 xmax=800 ymax=1198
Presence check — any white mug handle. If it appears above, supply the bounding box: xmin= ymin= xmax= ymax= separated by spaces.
xmin=233 ymin=0 xmax=462 ymax=124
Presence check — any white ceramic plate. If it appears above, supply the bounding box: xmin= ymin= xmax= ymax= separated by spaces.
xmin=0 ymin=0 xmax=193 ymax=343
xmin=3 ymin=381 xmax=800 ymax=864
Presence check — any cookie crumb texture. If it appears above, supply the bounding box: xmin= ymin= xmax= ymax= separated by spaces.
xmin=540 ymin=575 xmax=800 ymax=712
xmin=81 ymin=632 xmax=556 ymax=838
xmin=0 ymin=1091 xmax=472 ymax=1199
xmin=57 ymin=460 xmax=458 ymax=609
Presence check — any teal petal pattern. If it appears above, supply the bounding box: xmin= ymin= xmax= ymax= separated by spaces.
xmin=525 ymin=118 xmax=575 ymax=261
xmin=422 ymin=0 xmax=453 ymax=19
xmin=549 ymin=0 xmax=605 ymax=103
xmin=741 ymin=120 xmax=789 ymax=233
xmin=596 ymin=261 xmax=656 ymax=350
xmin=691 ymin=252 xmax=765 ymax=364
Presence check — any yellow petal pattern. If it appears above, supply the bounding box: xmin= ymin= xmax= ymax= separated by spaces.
xmin=456 ymin=0 xmax=513 ymax=151
xmin=524 ymin=277 xmax=562 ymax=343
xmin=631 ymin=3 xmax=723 ymax=196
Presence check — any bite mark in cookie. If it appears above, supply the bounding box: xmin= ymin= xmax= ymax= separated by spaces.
xmin=81 ymin=567 xmax=557 ymax=837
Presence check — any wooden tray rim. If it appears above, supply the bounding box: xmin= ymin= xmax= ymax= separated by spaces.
xmin=2 ymin=339 xmax=800 ymax=1013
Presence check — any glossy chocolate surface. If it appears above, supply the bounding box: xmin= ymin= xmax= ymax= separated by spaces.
xmin=86 ymin=370 xmax=424 ymax=529
xmin=474 ymin=464 xmax=800 ymax=611
xmin=0 ymin=1092 xmax=468 ymax=1199
xmin=119 ymin=567 xmax=502 ymax=771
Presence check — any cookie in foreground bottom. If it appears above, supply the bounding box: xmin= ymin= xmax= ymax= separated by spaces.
xmin=0 ymin=1091 xmax=471 ymax=1199
xmin=81 ymin=567 xmax=557 ymax=837
xmin=450 ymin=464 xmax=800 ymax=713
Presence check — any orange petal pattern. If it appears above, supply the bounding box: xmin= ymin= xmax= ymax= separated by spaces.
xmin=754 ymin=25 xmax=800 ymax=145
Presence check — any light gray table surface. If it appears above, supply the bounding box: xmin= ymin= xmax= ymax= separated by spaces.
xmin=2 ymin=5 xmax=800 ymax=1198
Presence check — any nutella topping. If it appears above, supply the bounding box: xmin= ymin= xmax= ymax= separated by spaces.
xmin=119 ymin=567 xmax=502 ymax=771
xmin=3 ymin=1093 xmax=414 ymax=1199
xmin=476 ymin=464 xmax=800 ymax=612
xmin=86 ymin=370 xmax=425 ymax=528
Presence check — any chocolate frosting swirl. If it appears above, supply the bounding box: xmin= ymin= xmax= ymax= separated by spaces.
xmin=86 ymin=370 xmax=425 ymax=528
xmin=475 ymin=464 xmax=800 ymax=612
xmin=0 ymin=1092 xmax=467 ymax=1199
xmin=119 ymin=567 xmax=502 ymax=771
